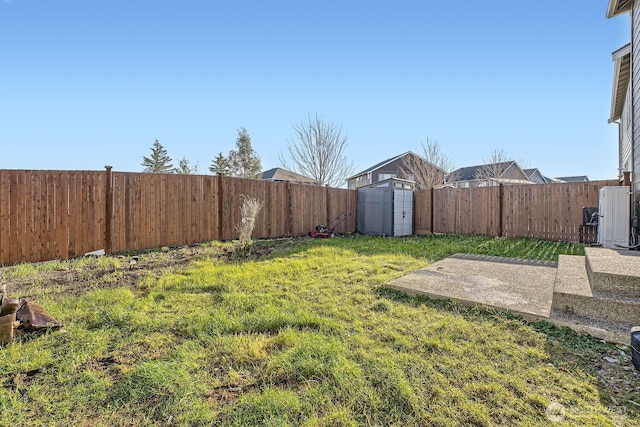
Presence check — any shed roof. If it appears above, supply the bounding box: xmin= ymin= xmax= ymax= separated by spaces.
xmin=609 ymin=43 xmax=631 ymax=123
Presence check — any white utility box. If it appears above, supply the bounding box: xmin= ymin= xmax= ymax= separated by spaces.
xmin=597 ymin=186 xmax=630 ymax=248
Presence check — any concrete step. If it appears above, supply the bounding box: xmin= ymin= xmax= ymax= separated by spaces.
xmin=553 ymin=255 xmax=592 ymax=297
xmin=553 ymin=290 xmax=640 ymax=325
xmin=585 ymin=247 xmax=640 ymax=297
xmin=553 ymin=254 xmax=640 ymax=325
xmin=549 ymin=309 xmax=632 ymax=345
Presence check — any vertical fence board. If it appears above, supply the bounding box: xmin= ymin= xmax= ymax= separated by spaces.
xmin=30 ymin=171 xmax=43 ymax=261
xmin=0 ymin=171 xmax=5 ymax=264
xmin=8 ymin=172 xmax=20 ymax=263
xmin=67 ymin=173 xmax=78 ymax=257
xmin=22 ymin=171 xmax=34 ymax=262
xmin=77 ymin=172 xmax=89 ymax=255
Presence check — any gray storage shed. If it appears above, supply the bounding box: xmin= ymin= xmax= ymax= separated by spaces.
xmin=357 ymin=179 xmax=414 ymax=236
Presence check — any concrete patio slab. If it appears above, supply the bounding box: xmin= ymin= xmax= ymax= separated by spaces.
xmin=386 ymin=254 xmax=558 ymax=320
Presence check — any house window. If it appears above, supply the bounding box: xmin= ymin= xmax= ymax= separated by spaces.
xmin=378 ymin=173 xmax=396 ymax=181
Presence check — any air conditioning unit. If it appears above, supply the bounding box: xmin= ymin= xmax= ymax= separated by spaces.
xmin=597 ymin=186 xmax=630 ymax=248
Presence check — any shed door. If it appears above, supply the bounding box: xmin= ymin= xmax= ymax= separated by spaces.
xmin=393 ymin=190 xmax=413 ymax=236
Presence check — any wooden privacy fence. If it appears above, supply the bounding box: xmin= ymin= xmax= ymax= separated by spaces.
xmin=414 ymin=180 xmax=618 ymax=241
xmin=0 ymin=169 xmax=357 ymax=265
xmin=0 ymin=169 xmax=620 ymax=266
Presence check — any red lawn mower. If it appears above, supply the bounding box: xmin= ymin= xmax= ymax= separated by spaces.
xmin=309 ymin=212 xmax=352 ymax=238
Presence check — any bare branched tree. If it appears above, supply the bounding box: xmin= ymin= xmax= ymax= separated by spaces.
xmin=517 ymin=157 xmax=531 ymax=171
xmin=476 ymin=148 xmax=512 ymax=186
xmin=399 ymin=138 xmax=455 ymax=189
xmin=280 ymin=113 xmax=354 ymax=187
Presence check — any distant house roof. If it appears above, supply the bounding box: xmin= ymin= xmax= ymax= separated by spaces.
xmin=347 ymin=151 xmax=443 ymax=180
xmin=555 ymin=176 xmax=589 ymax=183
xmin=449 ymin=161 xmax=517 ymax=182
xmin=610 ymin=43 xmax=631 ymax=123
xmin=260 ymin=168 xmax=318 ymax=185
xmin=523 ymin=168 xmax=554 ymax=184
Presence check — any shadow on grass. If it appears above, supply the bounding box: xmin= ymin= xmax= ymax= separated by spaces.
xmin=294 ymin=234 xmax=585 ymax=263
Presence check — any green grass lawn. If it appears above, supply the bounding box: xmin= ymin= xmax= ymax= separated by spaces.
xmin=0 ymin=235 xmax=638 ymax=426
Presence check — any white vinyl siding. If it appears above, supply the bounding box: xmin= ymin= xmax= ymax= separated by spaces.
xmin=622 ymin=81 xmax=633 ymax=173
xmin=632 ymin=3 xmax=640 ymax=200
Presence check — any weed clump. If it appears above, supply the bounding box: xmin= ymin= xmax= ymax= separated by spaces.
xmin=236 ymin=195 xmax=264 ymax=244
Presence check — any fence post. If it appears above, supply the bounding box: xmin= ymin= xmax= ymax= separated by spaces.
xmin=498 ymin=183 xmax=504 ymax=238
xmin=430 ymin=187 xmax=435 ymax=234
xmin=325 ymin=185 xmax=330 ymax=225
xmin=104 ymin=166 xmax=113 ymax=253
xmin=286 ymin=182 xmax=293 ymax=236
xmin=217 ymin=174 xmax=223 ymax=240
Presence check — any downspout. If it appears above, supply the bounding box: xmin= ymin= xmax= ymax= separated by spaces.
xmin=613 ymin=120 xmax=623 ymax=181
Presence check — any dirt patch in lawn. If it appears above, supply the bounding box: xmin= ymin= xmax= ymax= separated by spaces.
xmin=1 ymin=238 xmax=305 ymax=300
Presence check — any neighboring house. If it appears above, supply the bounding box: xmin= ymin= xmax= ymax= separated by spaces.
xmin=346 ymin=151 xmax=445 ymax=190
xmin=608 ymin=43 xmax=632 ymax=181
xmin=260 ymin=168 xmax=318 ymax=185
xmin=447 ymin=161 xmax=531 ymax=188
xmin=523 ymin=168 xmax=555 ymax=184
xmin=554 ymin=176 xmax=590 ymax=183
xmin=607 ymin=1 xmax=639 ymax=222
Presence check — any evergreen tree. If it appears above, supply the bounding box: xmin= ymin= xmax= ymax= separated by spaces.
xmin=227 ymin=128 xmax=262 ymax=179
xmin=177 ymin=157 xmax=198 ymax=175
xmin=209 ymin=152 xmax=230 ymax=175
xmin=141 ymin=139 xmax=174 ymax=173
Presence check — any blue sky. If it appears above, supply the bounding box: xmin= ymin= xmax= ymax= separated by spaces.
xmin=0 ymin=1 xmax=631 ymax=181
